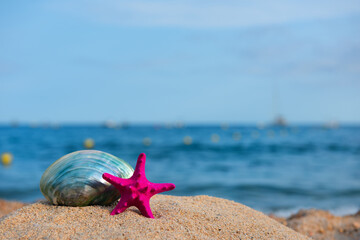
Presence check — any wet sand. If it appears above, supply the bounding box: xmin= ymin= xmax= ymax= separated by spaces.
xmin=0 ymin=195 xmax=306 ymax=240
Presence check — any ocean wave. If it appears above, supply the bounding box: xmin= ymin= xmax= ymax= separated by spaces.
xmin=171 ymin=142 xmax=360 ymax=155
xmin=177 ymin=184 xmax=360 ymax=198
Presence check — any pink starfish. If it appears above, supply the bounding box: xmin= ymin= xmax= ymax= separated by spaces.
xmin=102 ymin=153 xmax=175 ymax=218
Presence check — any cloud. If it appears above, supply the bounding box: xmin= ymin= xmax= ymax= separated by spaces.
xmin=47 ymin=0 xmax=360 ymax=28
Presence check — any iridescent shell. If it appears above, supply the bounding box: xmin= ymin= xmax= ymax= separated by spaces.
xmin=40 ymin=150 xmax=134 ymax=206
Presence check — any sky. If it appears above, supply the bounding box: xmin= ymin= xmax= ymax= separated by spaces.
xmin=0 ymin=0 xmax=360 ymax=124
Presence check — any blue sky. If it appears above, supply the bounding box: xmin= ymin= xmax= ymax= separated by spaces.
xmin=1 ymin=0 xmax=360 ymax=124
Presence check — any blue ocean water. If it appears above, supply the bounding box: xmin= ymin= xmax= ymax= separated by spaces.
xmin=0 ymin=125 xmax=359 ymax=217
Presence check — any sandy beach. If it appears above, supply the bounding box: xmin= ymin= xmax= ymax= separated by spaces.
xmin=0 ymin=195 xmax=307 ymax=240
xmin=1 ymin=196 xmax=359 ymax=240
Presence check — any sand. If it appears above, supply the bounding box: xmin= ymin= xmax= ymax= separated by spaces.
xmin=270 ymin=209 xmax=360 ymax=240
xmin=0 ymin=195 xmax=307 ymax=240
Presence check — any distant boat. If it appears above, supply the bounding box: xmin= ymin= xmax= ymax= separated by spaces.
xmin=272 ymin=115 xmax=287 ymax=127
xmin=102 ymin=120 xmax=117 ymax=129
xmin=102 ymin=121 xmax=130 ymax=129
xmin=322 ymin=121 xmax=339 ymax=129
xmin=270 ymin=80 xmax=287 ymax=127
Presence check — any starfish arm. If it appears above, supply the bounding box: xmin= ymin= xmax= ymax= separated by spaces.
xmin=136 ymin=198 xmax=154 ymax=218
xmin=102 ymin=173 xmax=129 ymax=190
xmin=133 ymin=153 xmax=147 ymax=178
xmin=151 ymin=183 xmax=176 ymax=194
xmin=111 ymin=198 xmax=130 ymax=215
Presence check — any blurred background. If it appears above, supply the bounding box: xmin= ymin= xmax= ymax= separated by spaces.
xmin=0 ymin=0 xmax=359 ymax=217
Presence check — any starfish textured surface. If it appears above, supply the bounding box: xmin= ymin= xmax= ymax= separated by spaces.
xmin=102 ymin=153 xmax=176 ymax=218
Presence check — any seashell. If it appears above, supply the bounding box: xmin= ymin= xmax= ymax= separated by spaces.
xmin=40 ymin=150 xmax=134 ymax=206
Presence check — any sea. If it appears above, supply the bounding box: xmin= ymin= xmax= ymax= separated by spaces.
xmin=1 ymin=124 xmax=359 ymax=217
